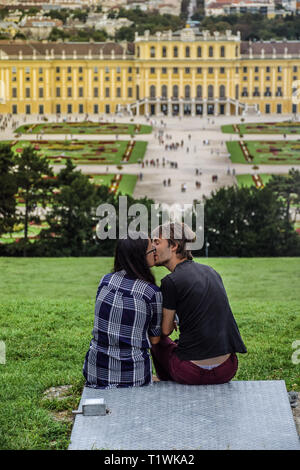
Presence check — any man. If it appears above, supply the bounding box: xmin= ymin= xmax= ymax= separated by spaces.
xmin=151 ymin=222 xmax=247 ymax=385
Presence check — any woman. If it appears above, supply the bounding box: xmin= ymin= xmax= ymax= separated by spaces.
xmin=83 ymin=234 xmax=162 ymax=389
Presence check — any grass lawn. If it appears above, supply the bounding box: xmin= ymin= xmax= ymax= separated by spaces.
xmin=0 ymin=257 xmax=299 ymax=449
xmin=222 ymin=122 xmax=300 ymax=134
xmin=235 ymin=174 xmax=274 ymax=188
xmin=15 ymin=122 xmax=152 ymax=135
xmin=4 ymin=140 xmax=147 ymax=165
xmin=227 ymin=140 xmax=300 ymax=165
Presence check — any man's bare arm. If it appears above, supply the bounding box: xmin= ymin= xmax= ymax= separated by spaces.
xmin=162 ymin=308 xmax=176 ymax=336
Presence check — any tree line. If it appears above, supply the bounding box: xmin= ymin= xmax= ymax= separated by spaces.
xmin=0 ymin=143 xmax=299 ymax=257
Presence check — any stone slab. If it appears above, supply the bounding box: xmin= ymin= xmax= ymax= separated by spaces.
xmin=68 ymin=380 xmax=300 ymax=450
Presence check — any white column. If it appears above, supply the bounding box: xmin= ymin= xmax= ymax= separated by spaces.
xmin=214 ymin=98 xmax=218 ymax=116
xmin=179 ymin=98 xmax=183 ymax=117
xmin=168 ymin=99 xmax=172 ymax=116
xmin=191 ymin=98 xmax=195 ymax=117
xmin=145 ymin=98 xmax=149 ymax=115
xmin=226 ymin=100 xmax=230 ymax=116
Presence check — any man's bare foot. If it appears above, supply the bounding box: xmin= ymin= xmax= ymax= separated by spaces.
xmin=152 ymin=375 xmax=160 ymax=382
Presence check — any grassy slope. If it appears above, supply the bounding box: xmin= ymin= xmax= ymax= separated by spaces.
xmin=0 ymin=257 xmax=299 ymax=449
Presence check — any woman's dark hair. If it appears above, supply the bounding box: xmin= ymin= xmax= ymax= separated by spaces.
xmin=113 ymin=232 xmax=156 ymax=285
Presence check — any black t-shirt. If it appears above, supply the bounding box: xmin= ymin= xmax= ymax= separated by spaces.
xmin=160 ymin=260 xmax=247 ymax=361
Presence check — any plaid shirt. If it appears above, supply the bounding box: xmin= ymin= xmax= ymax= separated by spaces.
xmin=83 ymin=270 xmax=162 ymax=389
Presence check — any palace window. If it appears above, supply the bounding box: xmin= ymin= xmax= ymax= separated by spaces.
xmin=173 ymin=46 xmax=178 ymax=58
xmin=150 ymin=85 xmax=156 ymax=98
xmin=150 ymin=46 xmax=156 ymax=58
xmin=209 ymin=46 xmax=213 ymax=57
xmin=184 ymin=85 xmax=190 ymax=99
xmin=219 ymin=85 xmax=226 ymax=98
xmin=196 ymin=85 xmax=202 ymax=98
xmin=162 ymin=46 xmax=167 ymax=58
xmin=220 ymin=46 xmax=225 ymax=57
xmin=197 ymin=46 xmax=202 ymax=57
xmin=185 ymin=46 xmax=190 ymax=58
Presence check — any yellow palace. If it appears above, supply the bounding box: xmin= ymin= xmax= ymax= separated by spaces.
xmin=0 ymin=27 xmax=299 ymax=117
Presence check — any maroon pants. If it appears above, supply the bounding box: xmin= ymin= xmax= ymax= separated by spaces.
xmin=151 ymin=336 xmax=238 ymax=385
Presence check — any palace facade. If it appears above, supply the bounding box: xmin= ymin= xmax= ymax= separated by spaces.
xmin=0 ymin=27 xmax=299 ymax=117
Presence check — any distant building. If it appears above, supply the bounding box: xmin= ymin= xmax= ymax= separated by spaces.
xmin=0 ymin=21 xmax=19 ymax=38
xmin=0 ymin=0 xmax=98 ymax=9
xmin=19 ymin=15 xmax=63 ymax=39
xmin=205 ymin=0 xmax=276 ymax=18
xmin=0 ymin=28 xmax=299 ymax=117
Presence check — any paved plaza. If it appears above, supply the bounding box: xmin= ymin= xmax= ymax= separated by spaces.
xmin=1 ymin=113 xmax=300 ymax=206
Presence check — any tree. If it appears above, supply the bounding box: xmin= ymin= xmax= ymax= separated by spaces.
xmin=14 ymin=145 xmax=54 ymax=255
xmin=194 ymin=185 xmax=300 ymax=257
xmin=43 ymin=160 xmax=98 ymax=256
xmin=266 ymin=169 xmax=300 ymax=223
xmin=115 ymin=26 xmax=135 ymax=42
xmin=0 ymin=144 xmax=18 ymax=236
xmin=72 ymin=9 xmax=88 ymax=23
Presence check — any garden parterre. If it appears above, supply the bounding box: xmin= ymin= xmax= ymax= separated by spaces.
xmin=227 ymin=140 xmax=300 ymax=165
xmin=15 ymin=122 xmax=152 ymax=135
xmin=3 ymin=139 xmax=147 ymax=165
xmin=222 ymin=122 xmax=300 ymax=135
